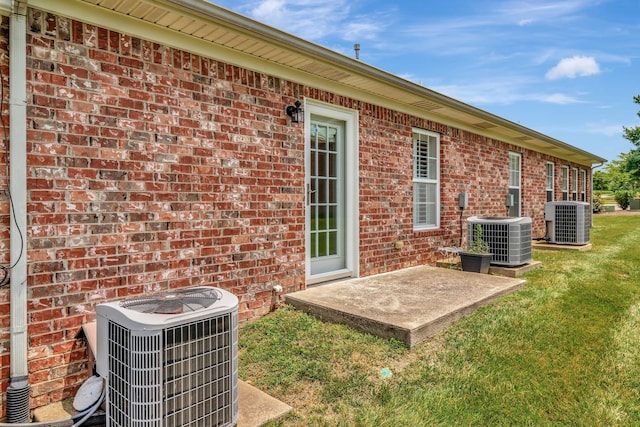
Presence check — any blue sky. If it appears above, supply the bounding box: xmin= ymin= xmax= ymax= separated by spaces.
xmin=210 ymin=0 xmax=640 ymax=163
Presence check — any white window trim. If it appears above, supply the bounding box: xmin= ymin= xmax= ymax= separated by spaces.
xmin=580 ymin=169 xmax=587 ymax=202
xmin=508 ymin=152 xmax=522 ymax=217
xmin=561 ymin=165 xmax=569 ymax=200
xmin=413 ymin=128 xmax=440 ymax=230
xmin=546 ymin=161 xmax=554 ymax=201
xmin=572 ymin=167 xmax=578 ymax=201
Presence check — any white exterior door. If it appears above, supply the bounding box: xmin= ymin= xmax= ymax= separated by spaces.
xmin=305 ymin=102 xmax=358 ymax=284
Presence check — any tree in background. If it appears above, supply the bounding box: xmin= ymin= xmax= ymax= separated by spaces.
xmin=623 ymin=95 xmax=640 ymax=147
xmin=594 ymin=156 xmax=633 ymax=191
xmin=621 ymin=94 xmax=640 ymax=191
xmin=596 ymin=95 xmax=640 ymax=193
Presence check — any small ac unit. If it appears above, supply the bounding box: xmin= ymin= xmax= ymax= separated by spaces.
xmin=544 ymin=201 xmax=590 ymax=245
xmin=96 ymin=286 xmax=239 ymax=427
xmin=467 ymin=216 xmax=532 ymax=266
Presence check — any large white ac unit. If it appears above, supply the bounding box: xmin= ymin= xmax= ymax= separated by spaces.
xmin=544 ymin=201 xmax=590 ymax=245
xmin=96 ymin=286 xmax=239 ymax=427
xmin=467 ymin=216 xmax=533 ymax=266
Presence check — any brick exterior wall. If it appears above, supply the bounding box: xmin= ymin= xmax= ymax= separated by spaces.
xmin=0 ymin=9 xmax=592 ymax=414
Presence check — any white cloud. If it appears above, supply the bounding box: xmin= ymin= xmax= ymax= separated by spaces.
xmin=343 ymin=21 xmax=381 ymax=42
xmin=240 ymin=0 xmax=391 ymax=42
xmin=249 ymin=0 xmax=350 ymax=39
xmin=539 ymin=93 xmax=582 ymax=104
xmin=426 ymin=75 xmax=584 ymax=106
xmin=545 ymin=56 xmax=601 ymax=80
xmin=497 ymin=0 xmax=600 ymax=25
xmin=585 ymin=123 xmax=624 ymax=137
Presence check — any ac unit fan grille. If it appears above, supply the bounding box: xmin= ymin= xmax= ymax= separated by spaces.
xmin=472 ymin=222 xmax=532 ymax=265
xmin=120 ymin=288 xmax=222 ymax=314
xmin=467 ymin=216 xmax=532 ymax=266
xmin=106 ymin=313 xmax=238 ymax=427
xmin=552 ymin=204 xmax=590 ymax=244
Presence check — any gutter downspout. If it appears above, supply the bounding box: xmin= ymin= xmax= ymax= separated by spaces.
xmin=6 ymin=0 xmax=30 ymax=423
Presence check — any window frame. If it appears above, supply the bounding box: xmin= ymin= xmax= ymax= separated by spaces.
xmin=546 ymin=161 xmax=554 ymax=202
xmin=412 ymin=128 xmax=440 ymax=230
xmin=580 ymin=169 xmax=587 ymax=202
xmin=561 ymin=165 xmax=569 ymax=201
xmin=507 ymin=152 xmax=522 ymax=217
xmin=572 ymin=167 xmax=578 ymax=201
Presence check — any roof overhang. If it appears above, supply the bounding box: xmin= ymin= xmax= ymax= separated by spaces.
xmin=26 ymin=0 xmax=606 ymax=166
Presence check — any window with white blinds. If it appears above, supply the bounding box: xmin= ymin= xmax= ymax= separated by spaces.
xmin=561 ymin=166 xmax=569 ymax=200
xmin=508 ymin=152 xmax=521 ymax=217
xmin=546 ymin=162 xmax=554 ymax=202
xmin=413 ymin=129 xmax=439 ymax=229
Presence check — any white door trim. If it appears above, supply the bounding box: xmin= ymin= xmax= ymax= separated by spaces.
xmin=304 ymin=100 xmax=359 ymax=284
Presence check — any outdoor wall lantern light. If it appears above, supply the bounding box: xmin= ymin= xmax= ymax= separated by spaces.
xmin=286 ymin=100 xmax=304 ymax=124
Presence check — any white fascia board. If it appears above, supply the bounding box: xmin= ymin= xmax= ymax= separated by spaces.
xmin=0 ymin=0 xmax=11 ymax=16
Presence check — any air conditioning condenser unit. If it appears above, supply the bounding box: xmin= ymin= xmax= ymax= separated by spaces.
xmin=96 ymin=286 xmax=239 ymax=427
xmin=467 ymin=216 xmax=532 ymax=266
xmin=544 ymin=201 xmax=590 ymax=245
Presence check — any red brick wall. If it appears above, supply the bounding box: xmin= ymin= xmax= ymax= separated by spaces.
xmin=0 ymin=9 xmax=592 ymax=414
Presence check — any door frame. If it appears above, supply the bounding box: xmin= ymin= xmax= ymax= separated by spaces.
xmin=304 ymin=100 xmax=359 ymax=285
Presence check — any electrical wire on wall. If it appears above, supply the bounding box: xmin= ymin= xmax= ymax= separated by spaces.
xmin=0 ymin=53 xmax=25 ymax=288
xmin=459 ymin=192 xmax=468 ymax=248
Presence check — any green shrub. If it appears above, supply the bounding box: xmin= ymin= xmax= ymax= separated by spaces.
xmin=614 ymin=190 xmax=633 ymax=210
xmin=593 ymin=192 xmax=602 ymax=213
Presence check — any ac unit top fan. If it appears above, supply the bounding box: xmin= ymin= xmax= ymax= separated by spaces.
xmin=120 ymin=287 xmax=222 ymax=314
xmin=97 ymin=286 xmax=238 ymax=331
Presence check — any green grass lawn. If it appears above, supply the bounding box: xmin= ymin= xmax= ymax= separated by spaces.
xmin=239 ymin=214 xmax=640 ymax=426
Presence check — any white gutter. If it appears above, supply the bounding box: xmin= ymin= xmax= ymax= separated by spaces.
xmin=6 ymin=0 xmax=30 ymax=422
xmin=0 ymin=0 xmax=11 ymax=15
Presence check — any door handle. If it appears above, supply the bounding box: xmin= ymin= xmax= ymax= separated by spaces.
xmin=306 ymin=184 xmax=316 ymax=206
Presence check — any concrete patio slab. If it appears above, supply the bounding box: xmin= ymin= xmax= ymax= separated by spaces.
xmin=533 ymin=241 xmax=592 ymax=251
xmin=286 ymin=265 xmax=526 ymax=347
xmin=238 ymin=381 xmax=292 ymax=427
xmin=33 ymin=380 xmax=292 ymax=426
xmin=489 ymin=260 xmax=542 ymax=278
xmin=435 ymin=260 xmax=542 ymax=278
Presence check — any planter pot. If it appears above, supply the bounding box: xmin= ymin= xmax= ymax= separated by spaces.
xmin=459 ymin=251 xmax=492 ymax=274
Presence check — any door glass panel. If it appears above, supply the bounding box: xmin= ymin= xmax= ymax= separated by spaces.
xmin=328 ymin=205 xmax=337 ymax=230
xmin=329 ymin=153 xmax=338 ymax=177
xmin=310 ymin=233 xmax=317 ymax=258
xmin=309 ymin=118 xmax=345 ymax=273
xmin=318 ymin=180 xmax=327 ymax=204
xmin=328 ymin=231 xmax=338 ymax=255
xmin=329 ymin=180 xmax=337 ymax=203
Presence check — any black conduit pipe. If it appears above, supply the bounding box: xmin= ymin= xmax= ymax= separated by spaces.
xmin=6 ymin=377 xmax=30 ymax=423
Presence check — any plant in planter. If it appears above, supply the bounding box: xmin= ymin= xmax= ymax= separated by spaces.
xmin=459 ymin=224 xmax=492 ymax=274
